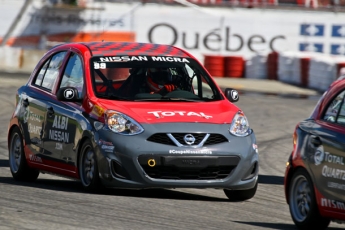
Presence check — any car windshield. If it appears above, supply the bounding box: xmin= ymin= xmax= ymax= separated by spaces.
xmin=90 ymin=56 xmax=222 ymax=101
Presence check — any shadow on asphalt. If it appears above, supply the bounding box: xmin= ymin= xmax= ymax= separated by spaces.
xmin=0 ymin=175 xmax=231 ymax=202
xmin=0 ymin=159 xmax=9 ymax=167
xmin=0 ymin=160 xmax=283 ymax=200
xmin=233 ymin=221 xmax=341 ymax=230
xmin=258 ymin=174 xmax=284 ymax=185
xmin=233 ymin=221 xmax=296 ymax=230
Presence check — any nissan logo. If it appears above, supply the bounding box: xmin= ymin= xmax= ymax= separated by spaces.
xmin=64 ymin=89 xmax=75 ymax=99
xmin=184 ymin=134 xmax=195 ymax=145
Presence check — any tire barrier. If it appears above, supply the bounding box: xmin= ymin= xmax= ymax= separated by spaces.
xmin=224 ymin=56 xmax=245 ymax=78
xmin=300 ymin=57 xmax=310 ymax=87
xmin=267 ymin=52 xmax=278 ymax=80
xmin=245 ymin=52 xmax=268 ymax=79
xmin=203 ymin=55 xmax=225 ymax=77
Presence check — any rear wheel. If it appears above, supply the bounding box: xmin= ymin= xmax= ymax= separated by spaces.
xmin=224 ymin=180 xmax=258 ymax=201
xmin=288 ymin=169 xmax=330 ymax=230
xmin=79 ymin=140 xmax=102 ymax=192
xmin=8 ymin=127 xmax=39 ymax=181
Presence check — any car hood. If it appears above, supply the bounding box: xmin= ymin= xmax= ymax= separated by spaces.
xmin=96 ymin=100 xmax=240 ymax=124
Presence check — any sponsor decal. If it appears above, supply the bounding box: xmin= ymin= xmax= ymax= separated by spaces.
xmin=55 ymin=142 xmax=63 ymax=150
xmin=321 ymin=165 xmax=345 ymax=180
xmin=314 ymin=146 xmax=344 ymax=166
xmin=29 ymin=154 xmax=42 ymax=163
xmin=231 ymin=90 xmax=239 ymax=101
xmin=91 ymin=105 xmax=104 ymax=117
xmin=101 ymin=145 xmax=115 ymax=152
xmin=28 ymin=124 xmax=42 ymax=135
xmin=49 ymin=115 xmax=69 ymax=143
xmin=99 ymin=139 xmax=115 ymax=152
xmin=328 ymin=181 xmax=345 ymax=191
xmin=97 ymin=56 xmax=189 ymax=63
xmin=64 ymin=89 xmax=75 ymax=99
xmin=24 ymin=109 xmax=42 ymax=123
xmin=314 ymin=146 xmax=324 ymax=166
xmin=321 ymin=198 xmax=345 ymax=211
xmin=148 ymin=111 xmax=212 ymax=119
xmin=169 ymin=149 xmax=212 ymax=154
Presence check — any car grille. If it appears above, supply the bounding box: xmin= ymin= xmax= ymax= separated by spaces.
xmin=138 ymin=155 xmax=239 ymax=180
xmin=147 ymin=133 xmax=228 ymax=147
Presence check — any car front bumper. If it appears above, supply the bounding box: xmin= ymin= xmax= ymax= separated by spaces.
xmin=93 ymin=123 xmax=259 ymax=190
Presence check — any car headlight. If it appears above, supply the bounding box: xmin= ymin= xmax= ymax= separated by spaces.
xmin=105 ymin=110 xmax=144 ymax=135
xmin=229 ymin=111 xmax=252 ymax=137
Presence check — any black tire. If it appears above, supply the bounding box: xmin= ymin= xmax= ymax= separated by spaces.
xmin=78 ymin=139 xmax=102 ymax=192
xmin=288 ymin=168 xmax=330 ymax=230
xmin=224 ymin=180 xmax=258 ymax=201
xmin=8 ymin=127 xmax=39 ymax=181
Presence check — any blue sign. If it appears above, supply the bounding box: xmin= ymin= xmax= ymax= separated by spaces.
xmin=331 ymin=44 xmax=345 ymax=55
xmin=300 ymin=24 xmax=324 ymax=36
xmin=299 ymin=43 xmax=323 ymax=52
xmin=332 ymin=25 xmax=345 ymax=37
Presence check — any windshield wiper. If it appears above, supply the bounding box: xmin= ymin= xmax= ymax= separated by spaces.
xmin=98 ymin=94 xmax=130 ymax=100
xmin=159 ymin=97 xmax=202 ymax=102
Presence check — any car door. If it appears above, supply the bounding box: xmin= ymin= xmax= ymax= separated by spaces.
xmin=308 ymin=89 xmax=345 ymax=205
xmin=35 ymin=51 xmax=68 ymax=167
xmin=47 ymin=52 xmax=85 ymax=173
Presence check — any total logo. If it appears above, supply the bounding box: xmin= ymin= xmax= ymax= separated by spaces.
xmin=299 ymin=23 xmax=345 ymax=55
xmin=148 ymin=111 xmax=212 ymax=119
xmin=314 ymin=145 xmax=344 ymax=166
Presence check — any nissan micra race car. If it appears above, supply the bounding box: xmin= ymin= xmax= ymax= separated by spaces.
xmin=284 ymin=77 xmax=345 ymax=229
xmin=8 ymin=42 xmax=259 ymax=201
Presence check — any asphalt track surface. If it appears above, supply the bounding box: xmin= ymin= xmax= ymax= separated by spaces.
xmin=0 ymin=73 xmax=343 ymax=230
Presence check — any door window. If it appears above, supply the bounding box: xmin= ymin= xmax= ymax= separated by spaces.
xmin=323 ymin=90 xmax=345 ymax=123
xmin=34 ymin=52 xmax=67 ymax=91
xmin=60 ymin=53 xmax=84 ymax=98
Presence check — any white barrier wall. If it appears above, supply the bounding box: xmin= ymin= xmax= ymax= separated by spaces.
xmin=1 ymin=1 xmax=345 ymax=61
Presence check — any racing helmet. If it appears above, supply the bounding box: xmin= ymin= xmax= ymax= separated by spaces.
xmin=146 ymin=68 xmax=173 ymax=92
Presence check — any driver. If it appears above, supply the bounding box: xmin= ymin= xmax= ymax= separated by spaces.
xmin=146 ymin=68 xmax=178 ymax=94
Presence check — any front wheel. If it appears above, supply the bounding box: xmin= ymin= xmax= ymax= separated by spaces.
xmin=224 ymin=180 xmax=258 ymax=201
xmin=288 ymin=169 xmax=330 ymax=230
xmin=78 ymin=140 xmax=102 ymax=192
xmin=8 ymin=127 xmax=39 ymax=181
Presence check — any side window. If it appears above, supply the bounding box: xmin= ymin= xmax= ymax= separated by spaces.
xmin=60 ymin=53 xmax=84 ymax=98
xmin=34 ymin=52 xmax=67 ymax=91
xmin=323 ymin=91 xmax=345 ymax=123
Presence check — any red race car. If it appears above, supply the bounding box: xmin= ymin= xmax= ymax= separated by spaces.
xmin=8 ymin=42 xmax=259 ymax=200
xmin=284 ymin=78 xmax=345 ymax=229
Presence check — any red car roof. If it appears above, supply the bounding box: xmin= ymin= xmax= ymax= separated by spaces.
xmin=81 ymin=42 xmax=191 ymax=57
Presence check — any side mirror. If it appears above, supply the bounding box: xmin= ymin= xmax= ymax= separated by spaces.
xmin=57 ymin=87 xmax=82 ymax=102
xmin=224 ymin=88 xmax=239 ymax=103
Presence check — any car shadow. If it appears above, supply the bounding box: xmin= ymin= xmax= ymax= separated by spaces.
xmin=0 ymin=159 xmax=9 ymax=167
xmin=233 ymin=221 xmax=296 ymax=229
xmin=258 ymin=174 xmax=284 ymax=185
xmin=0 ymin=176 xmax=230 ymax=202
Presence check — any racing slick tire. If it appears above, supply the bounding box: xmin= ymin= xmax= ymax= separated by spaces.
xmin=223 ymin=181 xmax=258 ymax=201
xmin=288 ymin=168 xmax=330 ymax=230
xmin=79 ymin=139 xmax=102 ymax=192
xmin=8 ymin=127 xmax=39 ymax=181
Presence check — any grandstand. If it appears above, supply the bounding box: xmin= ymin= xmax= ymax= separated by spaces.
xmin=91 ymin=0 xmax=345 ymax=10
